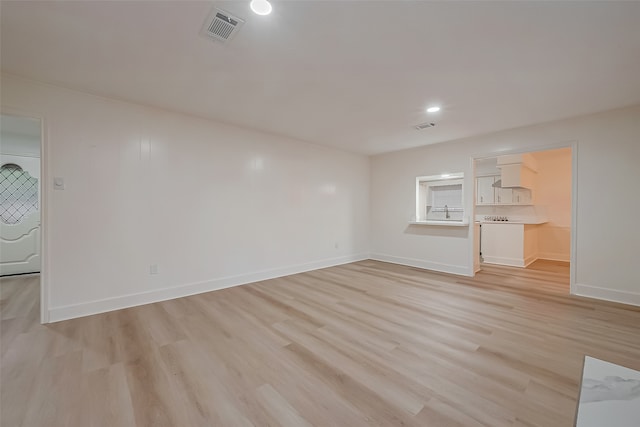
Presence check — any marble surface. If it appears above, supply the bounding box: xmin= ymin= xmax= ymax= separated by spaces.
xmin=575 ymin=356 xmax=640 ymax=427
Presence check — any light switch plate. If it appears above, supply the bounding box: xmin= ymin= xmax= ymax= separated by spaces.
xmin=53 ymin=177 xmax=65 ymax=190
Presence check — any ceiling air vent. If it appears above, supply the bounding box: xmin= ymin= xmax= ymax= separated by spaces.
xmin=415 ymin=122 xmax=436 ymax=130
xmin=203 ymin=9 xmax=244 ymax=43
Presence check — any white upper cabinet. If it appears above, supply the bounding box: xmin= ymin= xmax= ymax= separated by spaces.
xmin=512 ymin=188 xmax=532 ymax=204
xmin=476 ymin=176 xmax=496 ymax=205
xmin=475 ymin=153 xmax=536 ymax=205
xmin=475 ymin=175 xmax=533 ymax=205
xmin=496 ymin=153 xmax=538 ymax=169
xmin=499 ymin=163 xmax=536 ymax=189
xmin=496 ymin=186 xmax=513 ymax=204
xmin=496 ymin=153 xmax=537 ymax=189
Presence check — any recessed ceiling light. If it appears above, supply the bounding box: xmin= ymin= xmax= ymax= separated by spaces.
xmin=427 ymin=106 xmax=441 ymax=113
xmin=250 ymin=0 xmax=272 ymax=15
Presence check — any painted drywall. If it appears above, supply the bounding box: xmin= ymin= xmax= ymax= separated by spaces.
xmin=533 ymin=148 xmax=572 ymax=261
xmin=370 ymin=141 xmax=474 ymax=275
xmin=371 ymin=105 xmax=640 ymax=306
xmin=1 ymin=74 xmax=370 ymax=321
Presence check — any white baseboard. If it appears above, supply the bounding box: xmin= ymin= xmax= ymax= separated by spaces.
xmin=482 ymin=255 xmax=539 ymax=268
xmin=48 ymin=253 xmax=369 ymax=322
xmin=538 ymin=252 xmax=571 ymax=262
xmin=369 ymin=253 xmax=471 ymax=276
xmin=482 ymin=255 xmax=525 ymax=268
xmin=574 ymin=283 xmax=640 ymax=307
xmin=523 ymin=254 xmax=538 ymax=267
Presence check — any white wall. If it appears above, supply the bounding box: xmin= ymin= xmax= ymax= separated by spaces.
xmin=371 ymin=105 xmax=640 ymax=306
xmin=534 ymin=147 xmax=572 ymax=261
xmin=370 ymin=142 xmax=474 ymax=275
xmin=3 ymin=72 xmax=640 ymax=317
xmin=1 ymin=74 xmax=370 ymax=321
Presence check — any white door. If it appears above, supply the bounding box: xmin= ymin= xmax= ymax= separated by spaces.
xmin=0 ymin=154 xmax=41 ymax=276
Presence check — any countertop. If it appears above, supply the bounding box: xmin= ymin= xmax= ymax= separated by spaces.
xmin=476 ymin=220 xmax=548 ymax=225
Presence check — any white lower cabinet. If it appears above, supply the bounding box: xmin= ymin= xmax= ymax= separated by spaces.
xmin=481 ymin=223 xmax=539 ymax=267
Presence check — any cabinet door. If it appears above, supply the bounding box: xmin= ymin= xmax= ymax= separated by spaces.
xmin=480 ymin=223 xmax=500 ymax=259
xmin=496 ymin=187 xmax=513 ymax=204
xmin=499 ymin=163 xmax=536 ymax=189
xmin=499 ymin=164 xmax=521 ymax=187
xmin=512 ymin=188 xmax=532 ymax=204
xmin=481 ymin=223 xmax=526 ymax=267
xmin=476 ymin=176 xmax=495 ymax=205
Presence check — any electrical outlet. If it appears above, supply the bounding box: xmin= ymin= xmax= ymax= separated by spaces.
xmin=150 ymin=264 xmax=158 ymax=275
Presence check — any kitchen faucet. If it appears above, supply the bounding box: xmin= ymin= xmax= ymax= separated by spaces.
xmin=444 ymin=204 xmax=450 ymax=219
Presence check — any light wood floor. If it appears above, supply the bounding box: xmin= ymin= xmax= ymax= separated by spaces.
xmin=2 ymin=261 xmax=639 ymax=427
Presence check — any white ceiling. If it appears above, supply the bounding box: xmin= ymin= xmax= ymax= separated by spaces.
xmin=2 ymin=1 xmax=640 ymax=155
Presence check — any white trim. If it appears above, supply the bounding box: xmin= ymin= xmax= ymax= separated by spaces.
xmin=40 ymin=113 xmax=50 ymax=323
xmin=415 ymin=173 xmax=465 ymax=223
xmin=0 ymin=152 xmax=40 ymax=159
xmin=523 ymin=254 xmax=538 ymax=267
xmin=482 ymin=256 xmax=525 ymax=268
xmin=468 ymin=157 xmax=477 ymax=276
xmin=409 ymin=219 xmax=469 ymax=226
xmin=538 ymin=253 xmax=571 ymax=263
xmin=370 ymin=253 xmax=471 ymax=277
xmin=569 ymin=141 xmax=578 ymax=295
xmin=482 ymin=255 xmax=538 ymax=268
xmin=0 ymin=107 xmax=49 ymax=323
xmin=48 ymin=253 xmax=369 ymax=322
xmin=574 ymin=283 xmax=640 ymax=307
xmin=416 ymin=172 xmax=464 ymax=182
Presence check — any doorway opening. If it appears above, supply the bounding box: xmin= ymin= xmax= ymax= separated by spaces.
xmin=0 ymin=113 xmax=44 ymax=321
xmin=472 ymin=146 xmax=573 ymax=293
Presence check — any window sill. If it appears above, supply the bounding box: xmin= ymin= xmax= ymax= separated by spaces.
xmin=409 ymin=219 xmax=469 ymax=227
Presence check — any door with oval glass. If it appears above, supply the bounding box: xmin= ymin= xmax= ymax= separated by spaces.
xmin=0 ymin=154 xmax=41 ymax=276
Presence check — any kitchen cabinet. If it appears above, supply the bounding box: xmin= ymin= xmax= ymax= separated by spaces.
xmin=496 ymin=153 xmax=538 ymax=169
xmin=476 ymin=176 xmax=496 ymax=205
xmin=512 ymin=188 xmax=532 ymax=204
xmin=499 ymin=163 xmax=536 ymax=189
xmin=481 ymin=223 xmax=539 ymax=267
xmin=496 ymin=154 xmax=537 ymax=189
xmin=476 ymin=175 xmax=533 ymax=205
xmin=496 ymin=187 xmax=513 ymax=204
